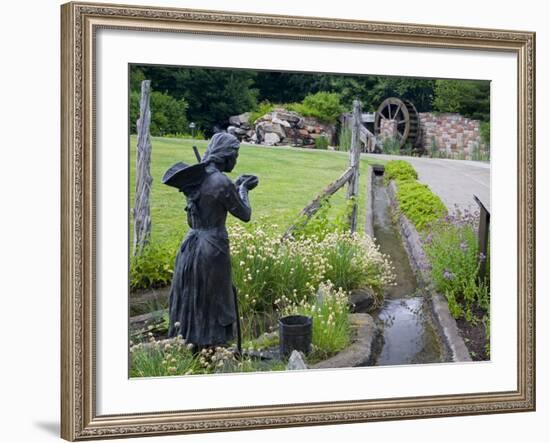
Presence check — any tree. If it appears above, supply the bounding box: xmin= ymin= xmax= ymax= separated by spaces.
xmin=433 ymin=79 xmax=490 ymax=121
xmin=136 ymin=66 xmax=258 ymax=135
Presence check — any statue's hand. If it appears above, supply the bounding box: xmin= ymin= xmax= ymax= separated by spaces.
xmin=236 ymin=174 xmax=259 ymax=190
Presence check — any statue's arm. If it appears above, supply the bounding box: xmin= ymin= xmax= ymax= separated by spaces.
xmin=223 ymin=182 xmax=252 ymax=222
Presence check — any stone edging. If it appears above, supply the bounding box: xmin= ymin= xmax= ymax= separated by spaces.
xmin=311 ymin=313 xmax=382 ymax=369
xmin=386 ymin=180 xmax=471 ymax=362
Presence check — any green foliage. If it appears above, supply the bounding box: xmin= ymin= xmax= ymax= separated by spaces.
xmin=130 ymin=241 xmax=177 ymax=290
xmin=287 ymin=92 xmax=345 ymax=123
xmin=314 ymin=135 xmax=329 ymax=150
xmin=433 ymin=79 xmax=490 ymax=122
xmin=367 ymin=77 xmax=436 ymax=112
xmin=337 ymin=125 xmax=352 ymax=151
xmin=381 ymin=137 xmax=402 ymax=155
xmin=424 ymin=216 xmax=490 ymax=324
xmin=134 ymin=66 xmax=258 ymax=135
xmin=130 ymin=337 xmax=287 ymax=377
xmin=384 ymin=160 xmax=418 ymax=183
xmin=130 ymin=90 xmax=189 ymax=136
xmin=293 ymin=198 xmax=351 ymax=241
xmin=395 ymin=181 xmax=447 ymax=231
xmin=480 ymin=121 xmax=490 ymax=145
xmin=248 ymin=101 xmax=275 ymax=124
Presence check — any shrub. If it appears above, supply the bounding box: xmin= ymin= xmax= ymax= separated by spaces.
xmin=130 ymin=241 xmax=177 ymax=290
xmin=384 ymin=160 xmax=418 ymax=183
xmin=314 ymin=135 xmax=329 ymax=150
xmin=130 ymin=91 xmax=188 ymax=136
xmin=287 ymin=92 xmax=345 ymax=123
xmin=229 ymin=224 xmax=395 ymax=325
xmin=395 ymin=180 xmax=447 ymax=231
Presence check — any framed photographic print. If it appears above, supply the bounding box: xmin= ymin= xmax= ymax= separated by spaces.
xmin=61 ymin=1 xmax=536 ymax=440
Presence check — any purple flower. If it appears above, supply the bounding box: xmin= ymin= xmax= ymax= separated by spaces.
xmin=443 ymin=270 xmax=455 ymax=280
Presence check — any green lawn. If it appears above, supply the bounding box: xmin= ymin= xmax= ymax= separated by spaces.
xmin=129 ymin=136 xmax=374 ymax=248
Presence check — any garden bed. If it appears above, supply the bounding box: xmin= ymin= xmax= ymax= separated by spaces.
xmin=378 ymin=160 xmax=490 ymax=361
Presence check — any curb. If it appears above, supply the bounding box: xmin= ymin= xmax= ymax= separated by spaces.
xmin=311 ymin=313 xmax=382 ymax=369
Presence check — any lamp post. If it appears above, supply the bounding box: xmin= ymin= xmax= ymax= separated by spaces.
xmin=189 ymin=121 xmax=196 ymax=139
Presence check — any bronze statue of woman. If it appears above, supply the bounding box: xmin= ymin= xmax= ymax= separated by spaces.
xmin=162 ymin=132 xmax=258 ymax=348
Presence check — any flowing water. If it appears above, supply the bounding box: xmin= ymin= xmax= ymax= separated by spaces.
xmin=371 ymin=175 xmax=444 ymax=366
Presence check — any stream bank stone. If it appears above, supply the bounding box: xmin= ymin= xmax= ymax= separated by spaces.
xmin=349 ymin=288 xmax=376 ymax=313
xmin=287 ymin=350 xmax=308 ymax=370
xmin=312 ymin=313 xmax=381 ymax=369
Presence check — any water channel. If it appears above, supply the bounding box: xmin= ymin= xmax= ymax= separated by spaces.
xmin=371 ymin=174 xmax=445 ymax=366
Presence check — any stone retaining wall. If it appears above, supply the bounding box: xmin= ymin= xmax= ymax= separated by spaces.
xmin=379 ymin=112 xmax=488 ymax=159
xmin=419 ymin=112 xmax=485 ymax=157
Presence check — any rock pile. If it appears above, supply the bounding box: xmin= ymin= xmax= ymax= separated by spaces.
xmin=227 ymin=108 xmax=335 ymax=148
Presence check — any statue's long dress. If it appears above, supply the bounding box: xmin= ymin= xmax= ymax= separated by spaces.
xmin=167 ymin=166 xmax=251 ymax=346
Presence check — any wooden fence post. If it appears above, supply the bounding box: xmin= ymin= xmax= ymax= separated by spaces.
xmin=133 ymin=80 xmax=153 ymax=255
xmin=474 ymin=195 xmax=490 ymax=283
xmin=347 ymin=99 xmax=362 ymax=232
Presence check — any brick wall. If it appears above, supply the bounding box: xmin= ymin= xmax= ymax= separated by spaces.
xmin=379 ymin=112 xmax=488 ymax=159
xmin=419 ymin=113 xmax=486 ymax=158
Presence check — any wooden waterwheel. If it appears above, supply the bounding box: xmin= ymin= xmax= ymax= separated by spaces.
xmin=374 ymin=97 xmax=420 ymax=150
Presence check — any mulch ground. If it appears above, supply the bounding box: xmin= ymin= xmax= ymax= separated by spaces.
xmin=456 ymin=310 xmax=489 ymax=361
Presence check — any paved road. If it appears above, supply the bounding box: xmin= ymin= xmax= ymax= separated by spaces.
xmin=364 ymin=154 xmax=491 ymax=213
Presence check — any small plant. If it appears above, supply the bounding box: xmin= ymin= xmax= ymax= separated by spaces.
xmin=395 ymin=180 xmax=447 ymax=231
xmin=471 ymin=142 xmax=490 ymax=162
xmin=480 ymin=121 xmax=490 ymax=146
xmin=279 ymin=281 xmax=351 ymax=360
xmin=381 ymin=137 xmax=401 ymax=155
xmin=314 ymin=135 xmax=329 ymax=150
xmin=429 ymin=136 xmax=439 ymax=158
xmin=337 ymin=125 xmax=352 ymax=151
xmin=384 ymin=160 xmax=418 ymax=184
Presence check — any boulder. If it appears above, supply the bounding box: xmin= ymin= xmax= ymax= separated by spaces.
xmin=349 ymin=288 xmax=376 ymax=313
xmin=257 ymin=121 xmax=286 ymax=139
xmin=272 ymin=117 xmax=291 ymax=128
xmin=286 ymin=350 xmax=308 ymax=370
xmin=228 ymin=112 xmax=251 ymax=126
xmin=263 ymin=132 xmax=280 ymax=146
xmin=273 ymin=110 xmax=300 ymax=123
xmin=233 ymin=127 xmax=247 ymax=136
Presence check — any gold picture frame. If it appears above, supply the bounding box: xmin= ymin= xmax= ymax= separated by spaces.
xmin=61 ymin=1 xmax=536 ymax=440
